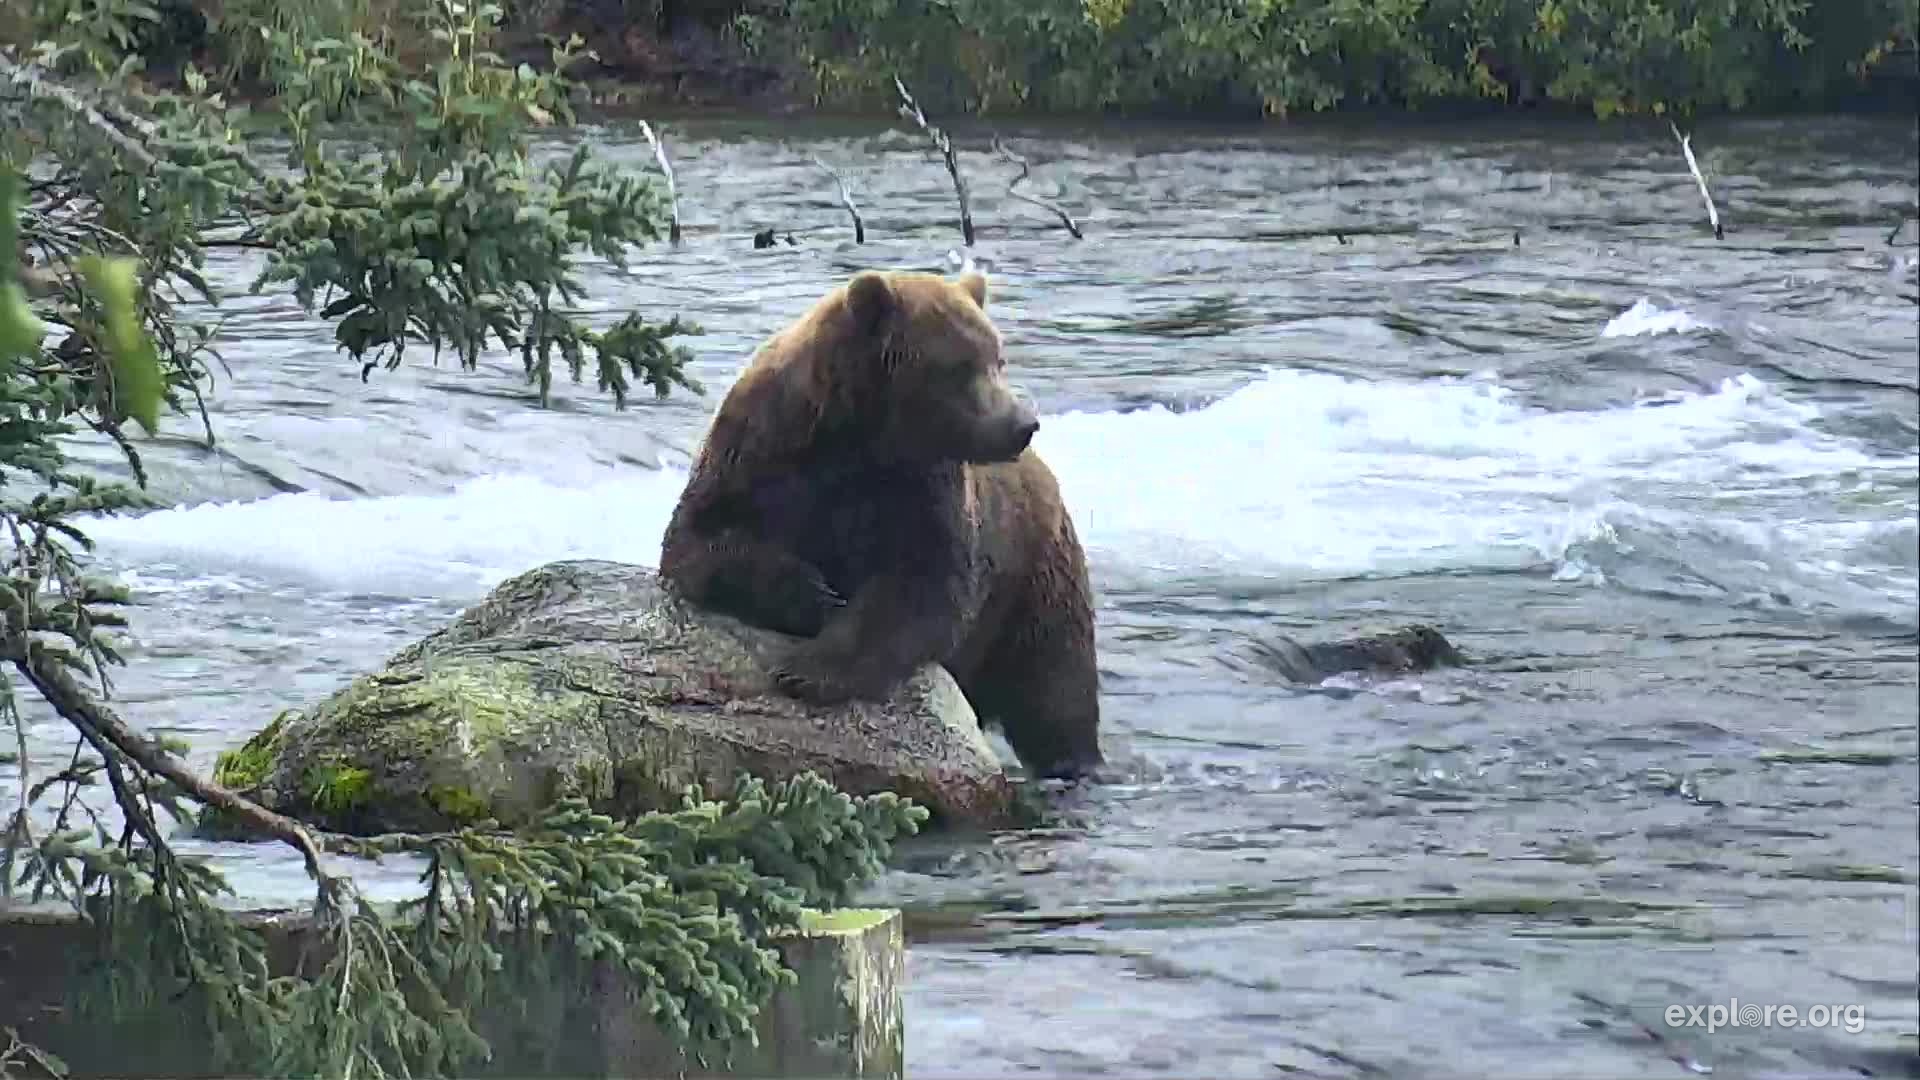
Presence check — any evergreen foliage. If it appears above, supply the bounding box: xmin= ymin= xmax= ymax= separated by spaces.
xmin=5 ymin=0 xmax=701 ymax=414
xmin=0 ymin=2 xmax=924 ymax=1077
xmin=13 ymin=780 xmax=923 ymax=1078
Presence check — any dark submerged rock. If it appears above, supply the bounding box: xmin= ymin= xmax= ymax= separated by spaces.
xmin=1247 ymin=624 xmax=1468 ymax=684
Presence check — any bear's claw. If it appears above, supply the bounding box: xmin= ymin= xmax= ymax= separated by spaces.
xmin=769 ymin=664 xmax=858 ymax=705
xmin=758 ymin=570 xmax=845 ymax=638
xmin=769 ymin=637 xmax=906 ymax=705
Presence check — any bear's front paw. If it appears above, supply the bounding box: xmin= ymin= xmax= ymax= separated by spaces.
xmin=768 ymin=638 xmax=905 ymax=705
xmin=723 ymin=565 xmax=844 ymax=638
xmin=769 ymin=661 xmax=859 ymax=705
xmin=763 ymin=570 xmax=845 ymax=638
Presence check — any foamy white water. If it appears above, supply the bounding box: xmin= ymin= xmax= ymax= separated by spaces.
xmin=1601 ymin=297 xmax=1716 ymax=338
xmin=74 ymin=303 xmax=1918 ymax=620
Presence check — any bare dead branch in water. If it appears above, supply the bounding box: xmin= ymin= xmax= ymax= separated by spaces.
xmin=1670 ymin=121 xmax=1723 ymax=240
xmin=2 ymin=1024 xmax=66 ymax=1078
xmin=893 ymin=77 xmax=974 ymax=247
xmin=1889 ymin=217 xmax=1912 ymax=247
xmin=638 ymin=120 xmax=682 ymax=245
xmin=812 ymin=157 xmax=866 ymax=244
xmin=991 ymin=137 xmax=1082 ymax=240
xmin=1254 ymin=224 xmax=1415 ymax=244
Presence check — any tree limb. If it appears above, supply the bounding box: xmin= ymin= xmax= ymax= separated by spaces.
xmin=893 ymin=77 xmax=974 ymax=247
xmin=0 ymin=52 xmax=273 ymax=203
xmin=0 ymin=52 xmax=161 ymax=172
xmin=637 ymin=120 xmax=682 ymax=246
xmin=991 ymin=136 xmax=1082 ymax=240
xmin=4 ymin=691 xmax=30 ymax=856
xmin=1669 ymin=121 xmax=1723 ymax=240
xmin=812 ymin=157 xmax=865 ymax=244
xmin=7 ymin=639 xmax=329 ymax=880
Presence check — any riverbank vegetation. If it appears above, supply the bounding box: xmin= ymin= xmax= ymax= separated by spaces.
xmin=781 ymin=0 xmax=1920 ymax=117
xmin=10 ymin=0 xmax=1912 ymax=119
xmin=1 ymin=3 xmax=925 ymax=1077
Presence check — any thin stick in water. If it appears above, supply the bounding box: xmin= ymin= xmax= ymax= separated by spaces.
xmin=1670 ymin=121 xmax=1723 ymax=240
xmin=893 ymin=77 xmax=974 ymax=247
xmin=813 ymin=157 xmax=866 ymax=244
xmin=638 ymin=120 xmax=682 ymax=246
xmin=991 ymin=137 xmax=1082 ymax=240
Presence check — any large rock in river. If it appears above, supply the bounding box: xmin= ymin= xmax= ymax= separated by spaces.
xmin=207 ymin=560 xmax=1025 ymax=835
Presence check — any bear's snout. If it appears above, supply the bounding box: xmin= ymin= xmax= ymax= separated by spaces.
xmin=990 ymin=397 xmax=1040 ymax=459
xmin=961 ymin=405 xmax=1038 ymax=464
xmin=1012 ymin=413 xmax=1040 ymax=450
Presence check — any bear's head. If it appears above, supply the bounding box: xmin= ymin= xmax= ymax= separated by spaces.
xmin=833 ymin=268 xmax=1040 ymax=465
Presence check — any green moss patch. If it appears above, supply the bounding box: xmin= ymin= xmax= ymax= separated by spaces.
xmin=211 ymin=711 xmax=293 ymax=791
xmin=426 ymin=784 xmax=495 ymax=827
xmin=797 ymin=908 xmax=894 ymax=936
xmin=306 ymin=765 xmax=375 ymax=816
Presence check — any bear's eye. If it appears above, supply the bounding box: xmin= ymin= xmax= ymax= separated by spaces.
xmin=965 ymin=348 xmax=1003 ymax=375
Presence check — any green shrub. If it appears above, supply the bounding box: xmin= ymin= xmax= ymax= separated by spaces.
xmin=783 ymin=0 xmax=1920 ymax=116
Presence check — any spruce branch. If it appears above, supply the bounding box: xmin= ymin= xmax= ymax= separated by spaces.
xmin=5 ymin=639 xmax=328 ymax=879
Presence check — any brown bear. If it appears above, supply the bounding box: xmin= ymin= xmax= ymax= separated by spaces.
xmin=657 ymin=267 xmax=1103 ymax=780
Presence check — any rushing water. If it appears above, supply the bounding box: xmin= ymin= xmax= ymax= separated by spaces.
xmin=10 ymin=112 xmax=1920 ymax=1077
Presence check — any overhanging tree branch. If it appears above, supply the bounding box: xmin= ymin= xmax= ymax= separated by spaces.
xmin=7 ymin=639 xmax=328 ymax=879
xmin=0 ymin=52 xmax=160 ymax=170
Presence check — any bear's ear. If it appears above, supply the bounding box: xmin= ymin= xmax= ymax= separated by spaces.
xmin=844 ymin=270 xmax=895 ymax=336
xmin=957 ymin=270 xmax=988 ymax=309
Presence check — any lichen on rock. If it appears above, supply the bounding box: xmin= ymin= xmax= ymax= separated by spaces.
xmin=201 ymin=559 xmax=1027 ymax=836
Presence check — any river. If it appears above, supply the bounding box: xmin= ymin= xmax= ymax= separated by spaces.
xmin=11 ymin=111 xmax=1920 ymax=1078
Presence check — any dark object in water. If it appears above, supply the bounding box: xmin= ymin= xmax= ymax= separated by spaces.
xmin=754 ymin=228 xmax=798 ymax=249
xmin=1247 ymin=624 xmax=1466 ymax=684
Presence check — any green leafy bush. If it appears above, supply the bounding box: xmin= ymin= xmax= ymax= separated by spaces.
xmin=784 ymin=0 xmax=1919 ymax=116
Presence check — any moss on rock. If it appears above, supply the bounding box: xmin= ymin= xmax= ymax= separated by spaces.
xmin=303 ymin=764 xmax=375 ymax=827
xmin=425 ymin=784 xmax=496 ymax=826
xmin=199 ymin=560 xmax=1024 ymax=839
xmin=211 ymin=710 xmax=292 ymax=791
xmin=200 ymin=712 xmax=297 ymax=838
xmin=798 ymin=908 xmax=894 ymax=935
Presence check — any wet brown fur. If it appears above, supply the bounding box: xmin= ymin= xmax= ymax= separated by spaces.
xmin=657 ymin=269 xmax=1102 ymax=779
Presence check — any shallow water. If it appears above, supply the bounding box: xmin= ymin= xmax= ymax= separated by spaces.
xmin=10 ymin=112 xmax=1920 ymax=1077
